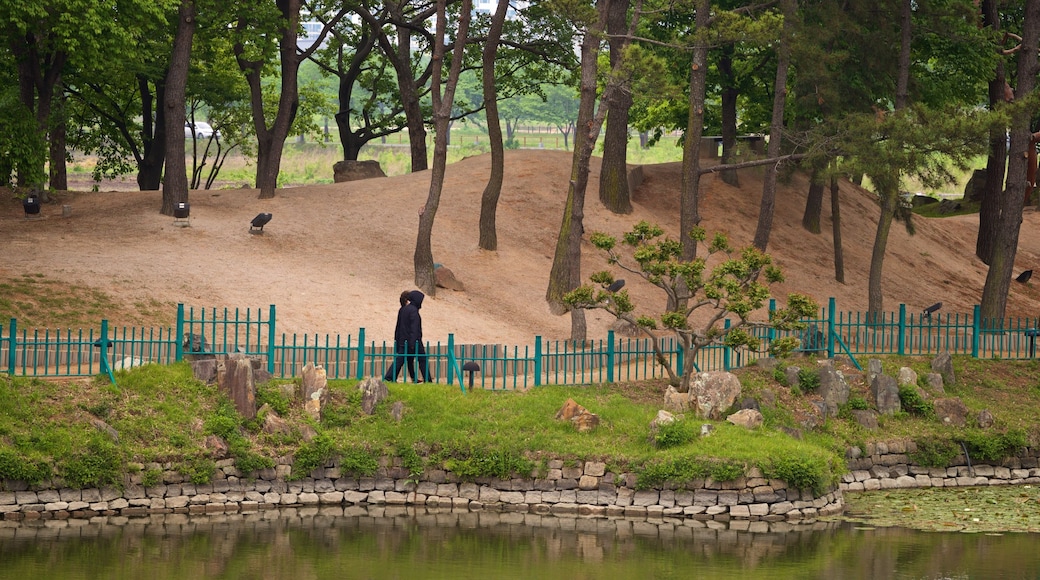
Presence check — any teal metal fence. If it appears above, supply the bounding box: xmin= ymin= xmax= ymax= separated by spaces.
xmin=3 ymin=299 xmax=1038 ymax=388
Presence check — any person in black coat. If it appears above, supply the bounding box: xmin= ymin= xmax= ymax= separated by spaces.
xmin=402 ymin=290 xmax=429 ymax=383
xmin=383 ymin=291 xmax=417 ymax=382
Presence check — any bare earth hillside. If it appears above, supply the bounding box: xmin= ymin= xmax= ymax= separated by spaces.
xmin=3 ymin=150 xmax=1039 ymax=345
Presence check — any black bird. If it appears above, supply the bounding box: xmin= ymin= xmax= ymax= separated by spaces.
xmin=922 ymin=302 xmax=942 ymax=318
xmin=1015 ymin=270 xmax=1032 ymax=284
xmin=250 ymin=213 xmax=272 ymax=233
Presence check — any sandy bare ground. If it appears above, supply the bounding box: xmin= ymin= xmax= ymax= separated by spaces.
xmin=2 ymin=149 xmax=1038 ymax=346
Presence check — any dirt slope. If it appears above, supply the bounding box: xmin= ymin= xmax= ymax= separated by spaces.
xmin=2 ymin=149 xmax=1038 ymax=345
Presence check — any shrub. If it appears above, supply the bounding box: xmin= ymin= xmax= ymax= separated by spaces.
xmin=61 ymin=435 xmax=123 ymax=488
xmin=772 ymin=366 xmax=788 ymax=386
xmin=762 ymin=454 xmax=835 ymax=495
xmin=898 ymin=385 xmax=934 ymax=418
xmin=909 ymin=436 xmax=958 ymax=468
xmin=0 ymin=448 xmax=51 ymax=485
xmin=178 ymin=456 xmax=216 ymax=485
xmin=444 ymin=450 xmax=533 ymax=480
xmin=959 ymin=429 xmax=1027 ymax=462
xmin=256 ymin=385 xmax=292 ymax=417
xmin=635 ymin=457 xmax=744 ymax=489
xmin=797 ymin=368 xmax=820 ymax=392
xmin=653 ymin=420 xmax=696 ymax=449
xmin=292 ymin=433 xmax=338 ymax=479
xmin=338 ymin=448 xmax=380 ymax=477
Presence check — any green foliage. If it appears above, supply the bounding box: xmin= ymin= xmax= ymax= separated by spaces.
xmin=959 ymin=429 xmax=1027 ymax=463
xmin=0 ymin=447 xmax=51 ymax=485
xmin=257 ymin=384 xmax=292 ymax=417
xmin=292 ymin=433 xmax=339 ymax=479
xmin=772 ymin=366 xmax=788 ymax=386
xmin=444 ymin=450 xmax=534 ymax=480
xmin=898 ymin=385 xmax=934 ymax=418
xmin=909 ymin=436 xmax=959 ymax=468
xmin=565 ymin=222 xmax=819 ymax=391
xmin=797 ymin=368 xmax=820 ymax=392
xmin=653 ymin=420 xmax=696 ymax=449
xmin=338 ymin=448 xmax=380 ymax=477
xmin=204 ymin=399 xmax=242 ymax=439
xmin=61 ymin=434 xmax=123 ymax=489
xmin=848 ymin=396 xmax=869 ymax=411
xmin=178 ymin=456 xmax=216 ymax=485
xmin=635 ymin=457 xmax=745 ymax=489
xmin=141 ymin=468 xmax=163 ymax=487
xmin=763 ymin=454 xmax=836 ymax=495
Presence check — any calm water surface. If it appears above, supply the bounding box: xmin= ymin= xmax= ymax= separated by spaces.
xmin=1 ymin=504 xmax=1038 ymax=579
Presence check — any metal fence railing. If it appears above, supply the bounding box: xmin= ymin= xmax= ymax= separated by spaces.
xmin=3 ymin=299 xmax=1038 ymax=389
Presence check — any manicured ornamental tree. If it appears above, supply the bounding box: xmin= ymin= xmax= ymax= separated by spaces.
xmin=565 ymin=221 xmax=818 ymax=392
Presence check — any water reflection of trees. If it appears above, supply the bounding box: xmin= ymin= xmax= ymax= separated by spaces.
xmin=2 ymin=506 xmax=1038 ymax=578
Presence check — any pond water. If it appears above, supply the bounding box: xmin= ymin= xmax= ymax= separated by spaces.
xmin=1 ymin=502 xmax=1037 ymax=579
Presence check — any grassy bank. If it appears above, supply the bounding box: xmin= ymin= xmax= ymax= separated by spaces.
xmin=1 ymin=354 xmax=1037 ymax=495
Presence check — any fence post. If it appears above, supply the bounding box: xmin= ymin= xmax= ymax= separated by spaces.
xmin=723 ymin=319 xmax=732 ymax=371
xmin=897 ymin=303 xmax=906 ymax=356
xmin=768 ymin=299 xmax=776 ymax=344
xmin=676 ymin=340 xmax=685 ymax=377
xmin=175 ymin=303 xmax=185 ymax=362
xmin=606 ymin=330 xmax=616 ymax=383
xmin=356 ymin=328 xmax=366 ymax=380
xmin=100 ymin=319 xmax=116 ymax=385
xmin=972 ymin=305 xmax=980 ymax=358
xmin=267 ymin=305 xmax=276 ymax=375
xmin=827 ymin=297 xmax=836 ymax=359
xmin=447 ymin=333 xmax=455 ymax=386
xmin=6 ymin=318 xmax=15 ymax=375
xmin=534 ymin=336 xmax=542 ymax=387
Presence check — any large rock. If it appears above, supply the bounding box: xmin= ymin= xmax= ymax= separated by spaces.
xmin=190 ymin=358 xmax=218 ymax=384
xmin=689 ymin=371 xmax=742 ymax=420
xmin=359 ymin=376 xmax=389 ymax=415
xmin=555 ymin=398 xmax=600 ymax=432
xmin=301 ymin=363 xmax=329 ymax=421
xmin=977 ymin=409 xmax=995 ymax=429
xmin=871 ymin=374 xmax=901 ymax=415
xmin=434 ymin=265 xmax=465 ymax=291
xmin=220 ymin=354 xmax=256 ymax=419
xmin=261 ymin=405 xmax=292 ymax=435
xmin=726 ymin=409 xmax=763 ymax=429
xmin=867 ymin=359 xmax=883 ymax=387
xmin=663 ymin=386 xmax=689 ymax=413
xmin=931 ymin=351 xmax=956 ymax=387
xmin=934 ymin=397 xmax=968 ymax=427
xmin=925 ymin=372 xmax=945 ymax=395
xmin=817 ymin=362 xmax=849 ymax=418
xmin=897 ymin=367 xmax=918 ymax=386
xmin=851 ymin=409 xmax=879 ymax=430
xmin=332 ymin=159 xmax=386 ymax=182
xmin=964 ymin=168 xmax=987 ymax=202
xmin=648 ymin=410 xmax=676 ymax=444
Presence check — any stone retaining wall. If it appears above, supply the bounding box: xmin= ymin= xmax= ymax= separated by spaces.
xmin=0 ymin=458 xmax=843 ymax=523
xmin=841 ymin=441 xmax=1040 ymax=491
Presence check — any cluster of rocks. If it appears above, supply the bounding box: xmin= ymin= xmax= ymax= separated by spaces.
xmin=0 ymin=458 xmax=842 ymax=523
xmin=841 ymin=440 xmax=1040 ymax=492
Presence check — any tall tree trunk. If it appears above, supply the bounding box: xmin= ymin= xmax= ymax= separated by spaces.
xmin=719 ymin=43 xmax=739 ymax=187
xmin=801 ymin=166 xmax=825 ymax=234
xmin=830 ymin=175 xmax=845 ymax=283
xmin=680 ymin=0 xmax=711 ymax=261
xmin=598 ymin=0 xmax=633 ymax=214
xmin=236 ymin=0 xmax=304 ymax=199
xmin=414 ymin=0 xmax=472 ymax=295
xmin=137 ymin=76 xmax=166 ymax=191
xmin=865 ymin=0 xmax=913 ymax=320
xmin=478 ymin=0 xmax=510 ymax=251
xmin=867 ymin=176 xmax=899 ymax=318
xmin=980 ymin=0 xmax=1040 ymax=323
xmin=752 ymin=0 xmax=795 ymax=251
xmin=48 ymin=92 xmax=67 ymax=190
xmin=162 ymin=0 xmax=195 ymax=215
xmin=396 ymin=26 xmax=428 ymax=173
xmin=976 ymin=0 xmax=1008 ymax=265
xmin=547 ymin=1 xmax=606 ymax=318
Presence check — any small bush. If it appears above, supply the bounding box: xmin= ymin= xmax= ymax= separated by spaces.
xmin=848 ymin=396 xmax=869 ymax=410
xmin=909 ymin=436 xmax=958 ymax=467
xmin=444 ymin=449 xmax=533 ymax=480
xmin=898 ymin=385 xmax=934 ymax=418
xmin=292 ymin=433 xmax=338 ymax=478
xmin=338 ymin=448 xmax=380 ymax=477
xmin=797 ymin=368 xmax=820 ymax=392
xmin=653 ymin=420 xmax=696 ymax=449
xmin=960 ymin=429 xmax=1027 ymax=462
xmin=763 ymin=454 xmax=835 ymax=494
xmin=141 ymin=468 xmax=163 ymax=487
xmin=61 ymin=435 xmax=123 ymax=488
xmin=178 ymin=456 xmax=216 ymax=485
xmin=257 ymin=385 xmax=292 ymax=417
xmin=0 ymin=448 xmax=51 ymax=484
xmin=635 ymin=457 xmax=744 ymax=489
xmin=772 ymin=366 xmax=788 ymax=386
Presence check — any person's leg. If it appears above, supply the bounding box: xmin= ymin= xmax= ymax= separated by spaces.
xmin=384 ymin=343 xmax=406 ymax=381
xmin=405 ymin=341 xmax=418 ymax=382
xmin=416 ymin=341 xmax=429 ymax=382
